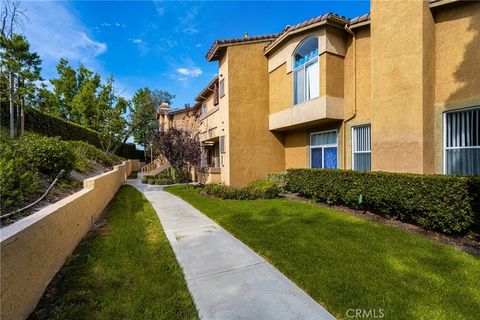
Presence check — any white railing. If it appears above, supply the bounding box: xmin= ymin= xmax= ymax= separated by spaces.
xmin=141 ymin=155 xmax=169 ymax=176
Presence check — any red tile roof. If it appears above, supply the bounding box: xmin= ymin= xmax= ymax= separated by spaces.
xmin=350 ymin=13 xmax=371 ymax=26
xmin=206 ymin=34 xmax=279 ymax=61
xmin=263 ymin=12 xmax=349 ymax=54
xmin=195 ymin=75 xmax=219 ymax=101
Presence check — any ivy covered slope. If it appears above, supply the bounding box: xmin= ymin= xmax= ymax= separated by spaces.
xmin=0 ymin=132 xmax=123 ymax=222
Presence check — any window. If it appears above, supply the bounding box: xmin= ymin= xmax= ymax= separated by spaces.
xmin=219 ymin=79 xmax=225 ymax=98
xmin=219 ymin=135 xmax=225 ymax=153
xmin=202 ymin=104 xmax=207 ymax=114
xmin=444 ymin=107 xmax=480 ymax=175
xmin=213 ymin=84 xmax=219 ymax=106
xmin=294 ymin=37 xmax=319 ymax=105
xmin=352 ymin=125 xmax=371 ymax=171
xmin=310 ymin=130 xmax=338 ymax=169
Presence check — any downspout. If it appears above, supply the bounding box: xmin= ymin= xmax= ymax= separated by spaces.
xmin=343 ymin=24 xmax=357 ymax=169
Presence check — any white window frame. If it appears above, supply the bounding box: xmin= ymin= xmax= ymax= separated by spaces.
xmin=293 ymin=36 xmax=319 ymax=106
xmin=352 ymin=124 xmax=372 ymax=171
xmin=309 ymin=129 xmax=338 ymax=169
xmin=443 ymin=106 xmax=480 ymax=175
xmin=219 ymin=79 xmax=225 ymax=98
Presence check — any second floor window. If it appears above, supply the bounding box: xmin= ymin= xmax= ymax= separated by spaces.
xmin=219 ymin=79 xmax=225 ymax=98
xmin=294 ymin=37 xmax=319 ymax=105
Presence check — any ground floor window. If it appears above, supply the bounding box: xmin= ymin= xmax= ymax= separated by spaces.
xmin=310 ymin=130 xmax=338 ymax=169
xmin=352 ymin=124 xmax=371 ymax=171
xmin=444 ymin=106 xmax=480 ymax=175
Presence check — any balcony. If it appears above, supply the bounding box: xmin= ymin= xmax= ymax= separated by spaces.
xmin=199 ymin=106 xmax=221 ymax=142
xmin=269 ymin=96 xmax=344 ymax=131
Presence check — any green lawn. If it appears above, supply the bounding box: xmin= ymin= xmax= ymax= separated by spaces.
xmin=31 ymin=185 xmax=198 ymax=320
xmin=166 ymin=185 xmax=480 ymax=320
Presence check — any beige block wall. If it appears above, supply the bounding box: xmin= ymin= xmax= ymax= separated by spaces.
xmin=433 ymin=1 xmax=480 ymax=173
xmin=197 ymin=171 xmax=221 ymax=184
xmin=227 ymin=42 xmax=285 ymax=186
xmin=370 ymin=0 xmax=435 ymax=174
xmin=1 ymin=160 xmax=137 ymax=320
xmin=344 ymin=27 xmax=372 ymax=169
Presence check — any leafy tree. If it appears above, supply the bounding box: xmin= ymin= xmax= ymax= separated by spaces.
xmin=45 ymin=60 xmax=128 ymax=152
xmin=128 ymin=88 xmax=174 ymax=157
xmin=0 ymin=34 xmax=42 ymax=136
xmin=153 ymin=127 xmax=201 ymax=176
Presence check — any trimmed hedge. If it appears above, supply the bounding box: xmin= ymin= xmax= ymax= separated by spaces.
xmin=204 ymin=180 xmax=280 ymax=200
xmin=1 ymin=106 xmax=143 ymax=159
xmin=286 ymin=169 xmax=480 ymax=234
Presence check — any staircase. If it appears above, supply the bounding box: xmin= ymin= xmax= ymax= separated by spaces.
xmin=141 ymin=155 xmax=171 ymax=177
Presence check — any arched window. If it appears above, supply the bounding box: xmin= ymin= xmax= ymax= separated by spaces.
xmin=293 ymin=37 xmax=319 ymax=105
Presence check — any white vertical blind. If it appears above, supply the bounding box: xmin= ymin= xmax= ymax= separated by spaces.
xmin=445 ymin=107 xmax=480 ymax=175
xmin=306 ymin=60 xmax=319 ymax=100
xmin=352 ymin=125 xmax=371 ymax=171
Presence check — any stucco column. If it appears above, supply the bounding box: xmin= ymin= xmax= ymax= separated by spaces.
xmin=370 ymin=0 xmax=435 ymax=173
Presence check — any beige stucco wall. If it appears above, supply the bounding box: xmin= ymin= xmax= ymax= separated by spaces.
xmin=218 ymin=53 xmax=230 ymax=184
xmin=267 ymin=26 xmax=346 ymax=73
xmin=371 ymin=0 xmax=435 ymax=174
xmin=269 ymin=63 xmax=292 ymax=114
xmin=197 ymin=171 xmax=221 ymax=184
xmin=284 ymin=123 xmax=344 ymax=169
xmin=433 ymin=1 xmax=480 ymax=173
xmin=227 ymin=42 xmax=285 ymax=186
xmin=344 ymin=27 xmax=372 ymax=169
xmin=285 ymin=129 xmax=308 ymax=168
xmin=0 ymin=160 xmax=137 ymax=320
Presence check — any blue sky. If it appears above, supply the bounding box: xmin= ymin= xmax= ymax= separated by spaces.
xmin=23 ymin=1 xmax=370 ymax=109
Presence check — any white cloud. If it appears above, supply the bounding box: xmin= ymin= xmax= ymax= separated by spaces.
xmin=131 ymin=38 xmax=143 ymax=44
xmin=183 ymin=27 xmax=199 ymax=35
xmin=153 ymin=1 xmax=165 ymax=16
xmin=23 ymin=1 xmax=107 ymax=78
xmin=195 ymin=43 xmax=202 ymax=47
xmin=177 ymin=67 xmax=202 ymax=78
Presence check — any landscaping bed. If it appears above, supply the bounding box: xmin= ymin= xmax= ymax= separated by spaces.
xmin=30 ymin=185 xmax=198 ymax=320
xmin=0 ymin=133 xmax=123 ymax=226
xmin=167 ymin=185 xmax=480 ymax=320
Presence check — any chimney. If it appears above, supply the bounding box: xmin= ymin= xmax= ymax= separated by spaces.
xmin=160 ymin=102 xmax=170 ymax=112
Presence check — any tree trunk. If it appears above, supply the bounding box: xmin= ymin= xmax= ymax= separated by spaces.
xmin=20 ymin=99 xmax=24 ymax=135
xmin=8 ymin=72 xmax=14 ymax=137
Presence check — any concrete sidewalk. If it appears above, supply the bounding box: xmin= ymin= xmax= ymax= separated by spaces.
xmin=128 ymin=180 xmax=335 ymax=320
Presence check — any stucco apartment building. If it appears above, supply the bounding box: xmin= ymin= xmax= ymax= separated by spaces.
xmin=194 ymin=0 xmax=479 ymax=186
xmin=157 ymin=103 xmax=199 ymax=133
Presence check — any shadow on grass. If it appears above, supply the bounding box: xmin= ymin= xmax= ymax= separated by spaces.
xmin=167 ymin=185 xmax=480 ymax=320
xmin=30 ymin=185 xmax=198 ymax=320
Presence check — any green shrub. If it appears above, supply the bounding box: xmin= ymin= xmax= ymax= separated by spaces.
xmin=267 ymin=172 xmax=287 ymax=193
xmin=142 ymin=168 xmax=191 ymax=185
xmin=155 ymin=177 xmax=174 ymax=185
xmin=0 ymin=106 xmax=142 ymax=159
xmin=286 ymin=169 xmax=480 ymax=234
xmin=67 ymin=141 xmax=123 ymax=172
xmin=0 ymin=139 xmax=39 ymax=209
xmin=204 ymin=180 xmax=280 ymax=200
xmin=17 ymin=133 xmax=75 ymax=177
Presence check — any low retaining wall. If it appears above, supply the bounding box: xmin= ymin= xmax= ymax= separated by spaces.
xmin=0 ymin=159 xmax=139 ymax=320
